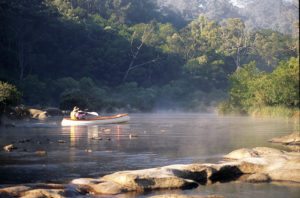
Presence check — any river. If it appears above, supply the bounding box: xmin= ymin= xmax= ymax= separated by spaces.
xmin=0 ymin=113 xmax=299 ymax=197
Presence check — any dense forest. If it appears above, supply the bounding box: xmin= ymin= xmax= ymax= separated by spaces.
xmin=0 ymin=0 xmax=299 ymax=114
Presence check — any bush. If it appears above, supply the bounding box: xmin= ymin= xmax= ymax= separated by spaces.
xmin=0 ymin=81 xmax=21 ymax=112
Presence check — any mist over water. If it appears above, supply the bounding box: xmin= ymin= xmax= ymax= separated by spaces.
xmin=0 ymin=113 xmax=299 ymax=197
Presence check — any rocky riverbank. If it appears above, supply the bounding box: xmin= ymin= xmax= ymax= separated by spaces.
xmin=1 ymin=141 xmax=299 ymax=197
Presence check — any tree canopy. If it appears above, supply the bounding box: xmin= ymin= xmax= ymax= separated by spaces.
xmin=0 ymin=0 xmax=298 ymax=112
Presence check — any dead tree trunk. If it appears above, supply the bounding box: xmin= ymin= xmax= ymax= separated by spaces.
xmin=123 ymin=24 xmax=159 ymax=82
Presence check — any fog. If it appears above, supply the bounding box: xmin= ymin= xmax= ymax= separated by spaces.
xmin=156 ymin=0 xmax=299 ymax=34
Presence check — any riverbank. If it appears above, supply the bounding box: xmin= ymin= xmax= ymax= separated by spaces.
xmin=218 ymin=104 xmax=300 ymax=120
xmin=1 ymin=132 xmax=299 ymax=197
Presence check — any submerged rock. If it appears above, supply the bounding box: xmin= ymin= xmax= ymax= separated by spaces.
xmin=269 ymin=132 xmax=300 ymax=145
xmin=35 ymin=150 xmax=47 ymax=156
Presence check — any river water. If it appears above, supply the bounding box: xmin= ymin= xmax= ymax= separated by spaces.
xmin=0 ymin=113 xmax=299 ymax=197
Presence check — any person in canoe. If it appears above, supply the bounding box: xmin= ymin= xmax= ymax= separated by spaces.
xmin=70 ymin=106 xmax=86 ymax=120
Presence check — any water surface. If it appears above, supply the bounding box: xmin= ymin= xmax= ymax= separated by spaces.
xmin=0 ymin=113 xmax=299 ymax=197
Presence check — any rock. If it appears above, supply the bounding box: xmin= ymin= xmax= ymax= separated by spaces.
xmin=246 ymin=173 xmax=270 ymax=183
xmin=71 ymin=178 xmax=99 ymax=185
xmin=3 ymin=144 xmax=17 ymax=152
xmin=223 ymin=148 xmax=259 ymax=159
xmin=270 ymin=132 xmax=300 ymax=145
xmin=2 ymin=146 xmax=300 ymax=197
xmin=268 ymin=169 xmax=300 ymax=183
xmin=28 ymin=109 xmax=48 ymax=120
xmin=228 ymin=148 xmax=300 ymax=183
xmin=89 ymin=181 xmax=126 ymax=194
xmin=33 ymin=183 xmax=65 ymax=189
xmin=100 ymin=166 xmax=199 ymax=192
xmin=284 ymin=145 xmax=300 ymax=152
xmin=35 ymin=150 xmax=47 ymax=156
xmin=21 ymin=189 xmax=65 ymax=198
xmin=252 ymin=147 xmax=285 ymax=156
xmin=0 ymin=186 xmax=31 ymax=197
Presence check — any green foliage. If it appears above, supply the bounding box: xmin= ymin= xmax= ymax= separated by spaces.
xmin=0 ymin=82 xmax=21 ymax=112
xmin=0 ymin=0 xmax=298 ymax=112
xmin=58 ymin=77 xmax=107 ymax=110
xmin=19 ymin=75 xmax=47 ymax=105
xmin=249 ymin=106 xmax=299 ymax=118
xmin=219 ymin=57 xmax=300 ymax=116
xmin=228 ymin=61 xmax=262 ymax=111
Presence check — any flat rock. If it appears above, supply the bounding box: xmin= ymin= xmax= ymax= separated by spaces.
xmin=223 ymin=148 xmax=259 ymax=159
xmin=270 ymin=132 xmax=300 ymax=144
xmin=21 ymin=189 xmax=65 ymax=198
xmin=0 ymin=185 xmax=31 ymax=197
xmin=246 ymin=173 xmax=270 ymax=183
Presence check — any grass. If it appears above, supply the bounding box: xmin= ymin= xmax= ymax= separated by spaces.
xmin=218 ymin=102 xmax=300 ymax=120
xmin=249 ymin=106 xmax=300 ymax=119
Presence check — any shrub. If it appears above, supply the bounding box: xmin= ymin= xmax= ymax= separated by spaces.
xmin=0 ymin=81 xmax=21 ymax=112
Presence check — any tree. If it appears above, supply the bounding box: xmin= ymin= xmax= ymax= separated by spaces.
xmin=219 ymin=18 xmax=252 ymax=70
xmin=0 ymin=81 xmax=21 ymax=113
xmin=123 ymin=22 xmax=159 ymax=82
xmin=228 ymin=61 xmax=262 ymax=111
xmin=253 ymin=30 xmax=296 ymax=68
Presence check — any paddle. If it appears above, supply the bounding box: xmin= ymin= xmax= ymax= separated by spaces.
xmin=86 ymin=112 xmax=99 ymax=116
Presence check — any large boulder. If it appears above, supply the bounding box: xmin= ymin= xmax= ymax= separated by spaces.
xmin=27 ymin=108 xmax=48 ymax=120
xmin=224 ymin=147 xmax=300 ymax=183
xmin=71 ymin=165 xmax=205 ymax=195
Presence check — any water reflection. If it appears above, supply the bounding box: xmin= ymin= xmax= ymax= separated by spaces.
xmin=70 ymin=126 xmax=78 ymax=147
xmin=68 ymin=124 xmax=128 ymax=146
xmin=0 ymin=113 xmax=299 ymax=198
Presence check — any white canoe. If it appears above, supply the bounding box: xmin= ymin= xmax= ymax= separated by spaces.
xmin=61 ymin=113 xmax=130 ymax=126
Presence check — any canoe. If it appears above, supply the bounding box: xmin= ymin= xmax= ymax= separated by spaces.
xmin=61 ymin=113 xmax=130 ymax=126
